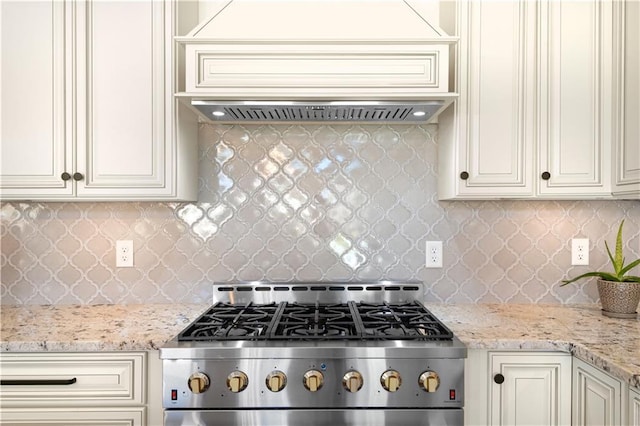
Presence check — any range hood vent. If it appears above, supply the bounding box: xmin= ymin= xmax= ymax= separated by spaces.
xmin=192 ymin=101 xmax=445 ymax=123
xmin=177 ymin=0 xmax=457 ymax=124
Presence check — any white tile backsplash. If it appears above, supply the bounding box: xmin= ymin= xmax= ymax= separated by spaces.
xmin=1 ymin=124 xmax=638 ymax=305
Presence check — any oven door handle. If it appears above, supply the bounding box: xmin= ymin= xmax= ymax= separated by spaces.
xmin=1 ymin=377 xmax=77 ymax=386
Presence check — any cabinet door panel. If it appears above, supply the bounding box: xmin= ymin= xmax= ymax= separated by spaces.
xmin=457 ymin=0 xmax=535 ymax=197
xmin=573 ymin=358 xmax=622 ymax=426
xmin=0 ymin=0 xmax=73 ymax=196
xmin=539 ymin=0 xmax=612 ymax=195
xmin=490 ymin=353 xmax=571 ymax=426
xmin=76 ymin=0 xmax=170 ymax=197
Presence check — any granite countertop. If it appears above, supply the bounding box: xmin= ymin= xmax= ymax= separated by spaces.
xmin=1 ymin=303 xmax=638 ymax=389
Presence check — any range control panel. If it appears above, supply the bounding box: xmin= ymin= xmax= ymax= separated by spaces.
xmin=163 ymin=358 xmax=464 ymax=409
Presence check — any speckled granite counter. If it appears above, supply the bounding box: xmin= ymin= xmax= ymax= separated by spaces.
xmin=1 ymin=303 xmax=638 ymax=389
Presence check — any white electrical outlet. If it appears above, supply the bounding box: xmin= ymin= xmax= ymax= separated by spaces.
xmin=426 ymin=241 xmax=443 ymax=268
xmin=116 ymin=240 xmax=134 ymax=268
xmin=571 ymin=238 xmax=589 ymax=266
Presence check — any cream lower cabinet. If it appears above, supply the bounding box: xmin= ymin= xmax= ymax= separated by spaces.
xmin=465 ymin=350 xmax=572 ymax=425
xmin=0 ymin=0 xmax=198 ymax=201
xmin=630 ymin=387 xmax=640 ymax=426
xmin=572 ymin=357 xmax=626 ymax=426
xmin=439 ymin=0 xmax=631 ymax=200
xmin=0 ymin=351 xmax=163 ymax=426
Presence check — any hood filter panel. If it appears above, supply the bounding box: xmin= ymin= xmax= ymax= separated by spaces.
xmin=192 ymin=101 xmax=445 ymax=123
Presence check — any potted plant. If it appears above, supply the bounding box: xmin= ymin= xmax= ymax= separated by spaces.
xmin=561 ymin=220 xmax=640 ymax=318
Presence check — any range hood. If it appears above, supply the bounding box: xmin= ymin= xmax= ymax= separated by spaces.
xmin=176 ymin=0 xmax=457 ymax=123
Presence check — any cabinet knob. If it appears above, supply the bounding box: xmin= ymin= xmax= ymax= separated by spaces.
xmin=73 ymin=172 xmax=84 ymax=181
xmin=61 ymin=172 xmax=72 ymax=181
xmin=460 ymin=171 xmax=469 ymax=180
xmin=541 ymin=171 xmax=551 ymax=180
xmin=493 ymin=373 xmax=505 ymax=384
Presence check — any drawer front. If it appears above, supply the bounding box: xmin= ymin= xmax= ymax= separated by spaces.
xmin=0 ymin=353 xmax=145 ymax=406
xmin=0 ymin=407 xmax=145 ymax=426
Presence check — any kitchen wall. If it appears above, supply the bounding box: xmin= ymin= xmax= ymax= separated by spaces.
xmin=1 ymin=123 xmax=638 ymax=305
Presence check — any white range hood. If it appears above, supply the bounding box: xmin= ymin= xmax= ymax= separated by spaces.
xmin=177 ymin=0 xmax=457 ymax=123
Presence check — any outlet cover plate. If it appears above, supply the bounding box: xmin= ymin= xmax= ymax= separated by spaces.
xmin=426 ymin=241 xmax=443 ymax=268
xmin=116 ymin=240 xmax=134 ymax=268
xmin=571 ymin=238 xmax=589 ymax=266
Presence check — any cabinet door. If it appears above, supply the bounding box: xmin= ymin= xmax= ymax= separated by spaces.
xmin=612 ymin=0 xmax=640 ymax=198
xmin=445 ymin=0 xmax=536 ymax=199
xmin=538 ymin=0 xmax=612 ymax=196
xmin=75 ymin=0 xmax=173 ymax=199
xmin=631 ymin=387 xmax=640 ymax=426
xmin=573 ymin=358 xmax=623 ymax=426
xmin=0 ymin=0 xmax=74 ymax=197
xmin=490 ymin=352 xmax=571 ymax=426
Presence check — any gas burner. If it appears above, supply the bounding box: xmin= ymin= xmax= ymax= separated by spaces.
xmin=178 ymin=300 xmax=453 ymax=342
xmin=178 ymin=302 xmax=279 ymax=341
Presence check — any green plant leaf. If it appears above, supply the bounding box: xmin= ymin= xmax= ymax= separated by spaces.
xmin=605 ymin=241 xmax=617 ymax=274
xmin=622 ymin=276 xmax=640 ymax=283
xmin=614 ymin=219 xmax=625 ymax=273
xmin=561 ymin=271 xmax=621 ymax=286
xmin=620 ymin=258 xmax=640 ymax=276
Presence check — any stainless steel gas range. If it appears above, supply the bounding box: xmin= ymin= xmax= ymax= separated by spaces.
xmin=160 ymin=282 xmax=466 ymax=426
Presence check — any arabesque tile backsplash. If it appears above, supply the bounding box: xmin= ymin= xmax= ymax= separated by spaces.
xmin=1 ymin=124 xmax=638 ymax=305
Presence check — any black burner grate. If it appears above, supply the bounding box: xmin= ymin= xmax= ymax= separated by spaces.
xmin=178 ymin=301 xmax=453 ymax=342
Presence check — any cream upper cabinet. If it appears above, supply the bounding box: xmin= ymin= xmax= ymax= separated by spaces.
xmin=612 ymin=0 xmax=640 ymax=198
xmin=439 ymin=0 xmax=621 ymax=200
xmin=537 ymin=0 xmax=612 ymax=197
xmin=0 ymin=0 xmax=198 ymax=201
xmin=438 ymin=0 xmax=536 ymax=199
xmin=0 ymin=1 xmax=73 ymax=197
